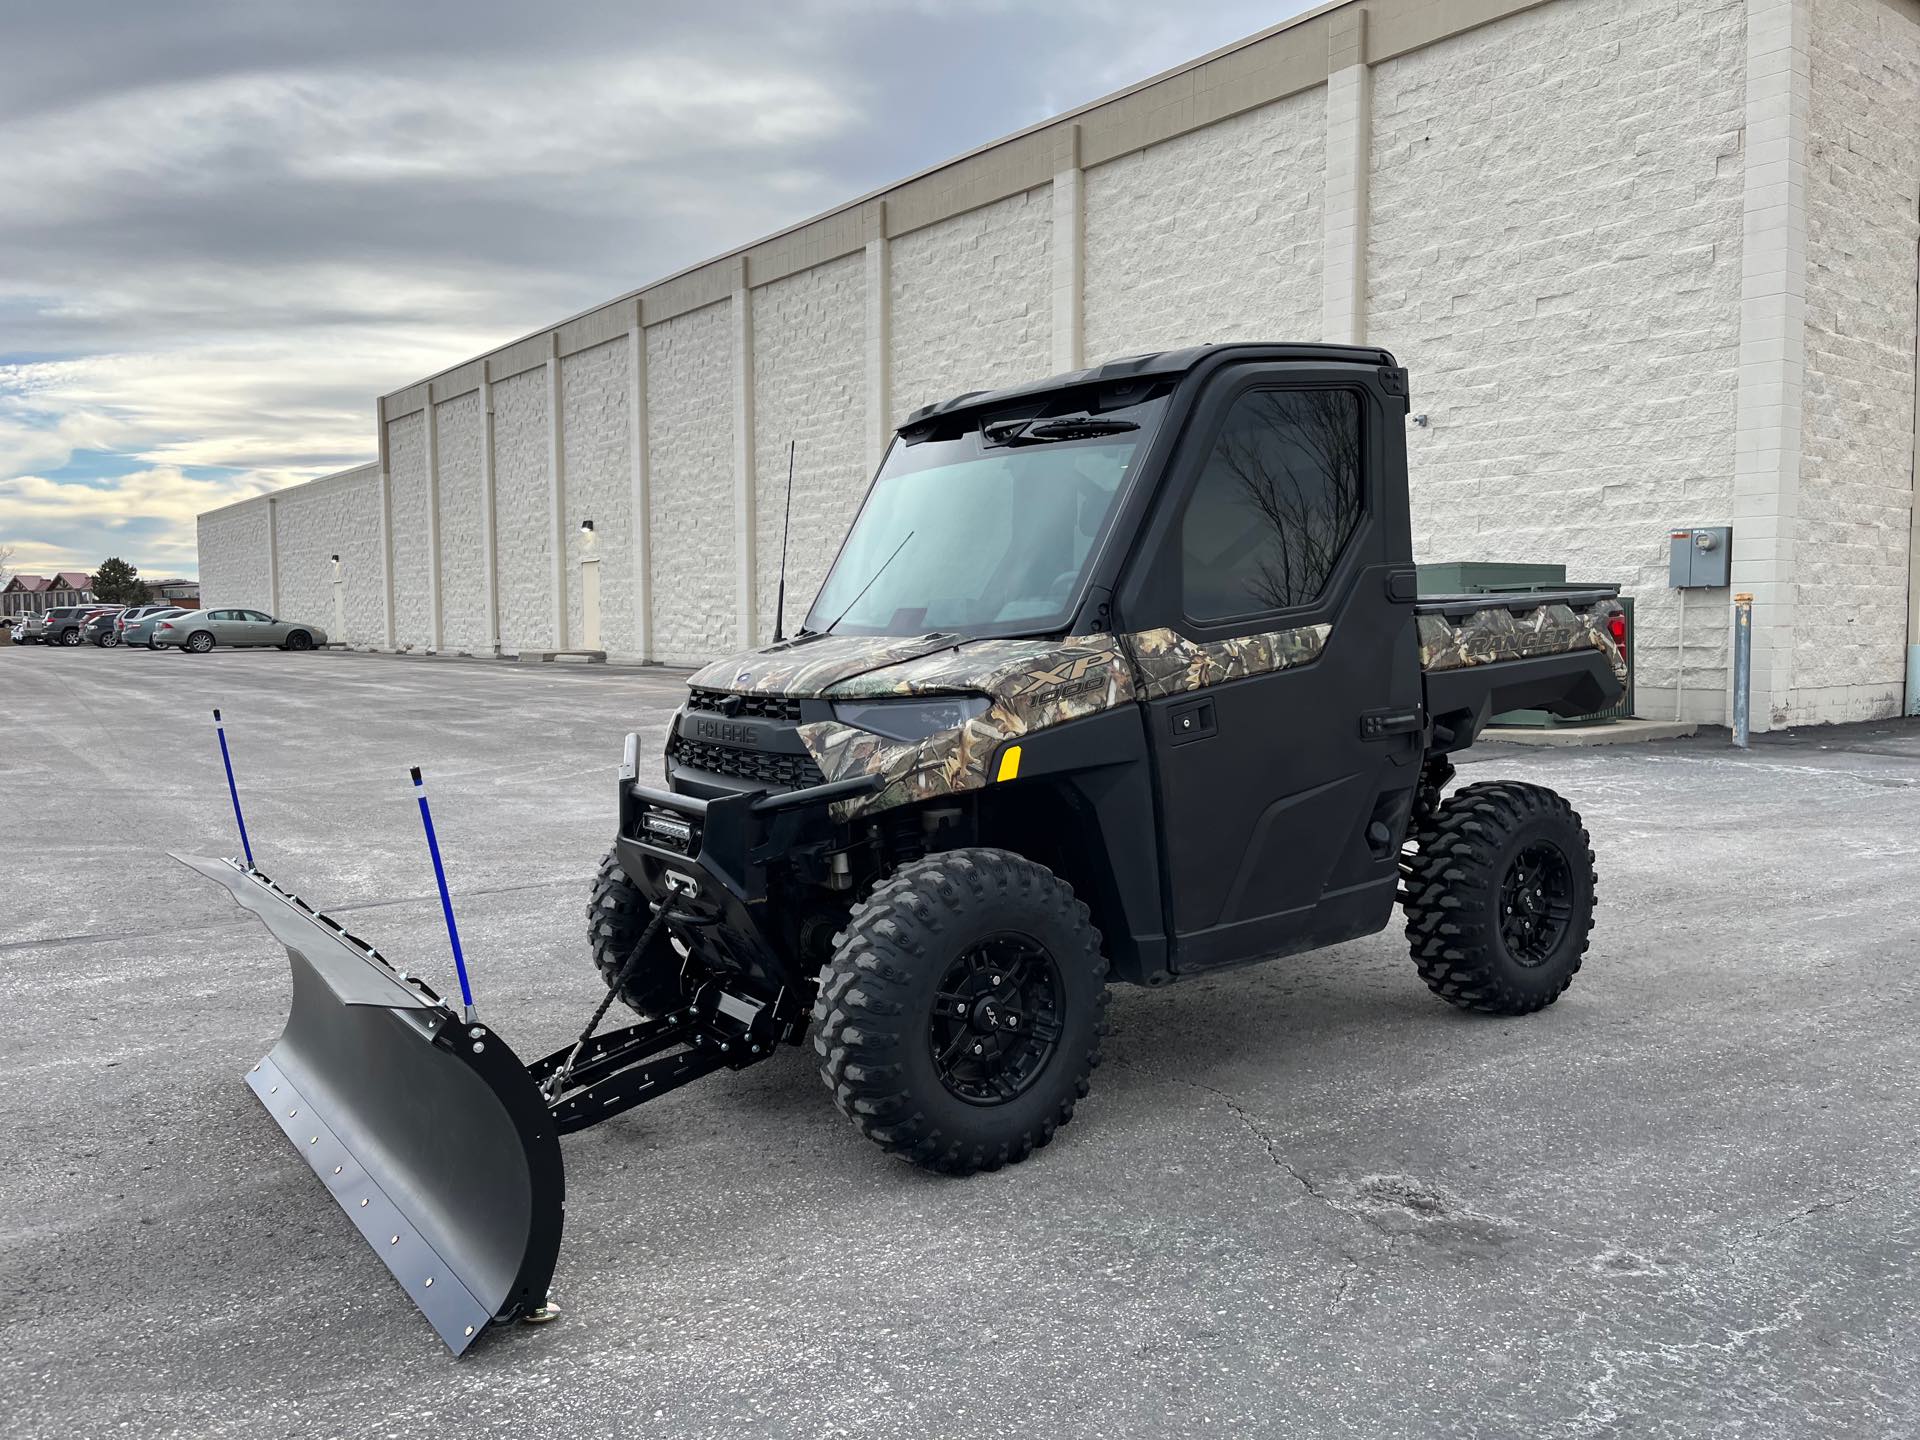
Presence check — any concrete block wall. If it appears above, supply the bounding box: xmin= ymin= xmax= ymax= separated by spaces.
xmin=384 ymin=411 xmax=431 ymax=648
xmin=561 ymin=337 xmax=636 ymax=654
xmin=1797 ymin=0 xmax=1920 ymax=722
xmin=752 ymin=253 xmax=867 ymax=640
xmin=196 ymin=501 xmax=274 ymax=613
xmin=1084 ymin=88 xmax=1326 ymax=362
xmin=195 ymin=0 xmax=1918 ymax=728
xmin=1371 ymin=0 xmax=1747 ymax=725
xmin=491 ymin=365 xmax=554 ymax=653
xmin=430 ymin=392 xmax=486 ymax=654
xmin=647 ymin=303 xmax=737 ymax=666
xmin=271 ymin=463 xmax=385 ymax=645
xmin=889 ymin=188 xmax=1052 ymax=419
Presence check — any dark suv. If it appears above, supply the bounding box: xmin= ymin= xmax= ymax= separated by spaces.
xmin=39 ymin=607 xmax=108 ymax=646
xmin=38 ymin=606 xmax=94 ymax=645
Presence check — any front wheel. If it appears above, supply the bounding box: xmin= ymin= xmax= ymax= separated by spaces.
xmin=586 ymin=850 xmax=689 ymax=1017
xmin=1400 ymin=781 xmax=1597 ymax=1015
xmin=812 ymin=848 xmax=1108 ymax=1175
xmin=286 ymin=630 xmax=314 ymax=650
xmin=184 ymin=630 xmax=215 ymax=653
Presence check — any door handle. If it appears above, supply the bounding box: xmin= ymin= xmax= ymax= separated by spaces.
xmin=1169 ymin=699 xmax=1216 ymax=745
xmin=1358 ymin=706 xmax=1422 ymax=740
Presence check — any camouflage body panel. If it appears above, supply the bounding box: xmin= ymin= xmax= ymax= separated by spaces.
xmin=684 ymin=632 xmax=970 ymax=698
xmin=1123 ymin=624 xmax=1332 ymax=701
xmin=678 ymin=598 xmax=1620 ymax=821
xmin=1417 ymin=599 xmax=1628 ymax=686
xmin=791 ymin=637 xmax=1136 ymax=820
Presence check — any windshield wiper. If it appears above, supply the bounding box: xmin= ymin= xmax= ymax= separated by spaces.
xmin=984 ymin=415 xmax=1139 ymax=446
xmin=819 ymin=530 xmax=916 ymax=637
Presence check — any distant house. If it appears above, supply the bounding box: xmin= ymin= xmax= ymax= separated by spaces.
xmin=149 ymin=578 xmax=200 ymax=607
xmin=2 ymin=575 xmax=56 ymax=618
xmin=49 ymin=571 xmax=96 ymax=606
xmin=2 ymin=572 xmax=100 ymax=619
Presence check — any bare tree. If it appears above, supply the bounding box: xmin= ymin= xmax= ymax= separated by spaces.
xmin=1203 ymin=391 xmax=1363 ymax=613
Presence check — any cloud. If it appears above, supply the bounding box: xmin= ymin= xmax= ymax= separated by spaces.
xmin=0 ymin=466 xmax=276 ymax=575
xmin=0 ymin=0 xmax=1315 ymax=579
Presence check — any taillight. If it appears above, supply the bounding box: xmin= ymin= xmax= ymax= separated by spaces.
xmin=158 ymin=622 xmax=173 ymax=630
xmin=1608 ymin=611 xmax=1627 ymax=652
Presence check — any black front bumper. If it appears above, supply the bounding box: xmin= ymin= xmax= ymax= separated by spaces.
xmin=613 ymin=766 xmax=877 ymax=992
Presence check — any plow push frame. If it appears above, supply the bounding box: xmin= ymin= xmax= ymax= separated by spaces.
xmin=178 ymin=712 xmax=857 ymax=1353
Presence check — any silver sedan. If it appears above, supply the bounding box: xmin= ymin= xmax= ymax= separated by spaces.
xmin=152 ymin=607 xmax=329 ymax=653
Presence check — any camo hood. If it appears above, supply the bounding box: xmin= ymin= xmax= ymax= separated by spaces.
xmin=685 ymin=633 xmax=977 ymax=699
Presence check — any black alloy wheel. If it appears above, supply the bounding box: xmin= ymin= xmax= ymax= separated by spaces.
xmin=1498 ymin=841 xmax=1575 ymax=967
xmin=813 ymin=847 xmax=1108 ymax=1174
xmin=927 ymin=935 xmax=1066 ymax=1105
xmin=1400 ymin=780 xmax=1597 ymax=1015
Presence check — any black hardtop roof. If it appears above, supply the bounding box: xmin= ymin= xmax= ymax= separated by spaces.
xmin=900 ymin=341 xmax=1399 ymax=430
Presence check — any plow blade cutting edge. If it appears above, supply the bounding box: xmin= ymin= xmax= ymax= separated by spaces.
xmin=175 ymin=854 xmax=563 ymax=1354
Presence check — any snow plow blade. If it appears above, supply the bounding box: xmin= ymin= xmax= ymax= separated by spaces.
xmin=175 ymin=854 xmax=563 ymax=1354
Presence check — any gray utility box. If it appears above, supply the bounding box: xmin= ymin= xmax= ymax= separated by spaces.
xmin=1669 ymin=526 xmax=1733 ymax=588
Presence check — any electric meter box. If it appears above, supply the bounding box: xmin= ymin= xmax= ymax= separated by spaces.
xmin=1668 ymin=526 xmax=1732 ymax=588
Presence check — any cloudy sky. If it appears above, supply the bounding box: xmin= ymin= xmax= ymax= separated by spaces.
xmin=0 ymin=0 xmax=1314 ymax=580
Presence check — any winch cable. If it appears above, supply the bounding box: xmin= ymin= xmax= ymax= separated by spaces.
xmin=541 ymin=899 xmax=681 ymax=1103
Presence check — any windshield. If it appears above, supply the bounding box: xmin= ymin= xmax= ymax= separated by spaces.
xmin=803 ymin=394 xmax=1164 ymax=638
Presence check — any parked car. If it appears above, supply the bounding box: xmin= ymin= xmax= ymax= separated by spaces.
xmin=115 ymin=604 xmax=177 ymax=641
xmin=85 ymin=610 xmax=128 ymax=646
xmin=38 ymin=606 xmax=113 ymax=646
xmin=152 ymin=608 xmax=329 ymax=653
xmin=122 ymin=607 xmax=187 ymax=648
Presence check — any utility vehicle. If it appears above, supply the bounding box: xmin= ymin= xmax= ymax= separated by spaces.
xmin=183 ymin=343 xmax=1626 ymax=1352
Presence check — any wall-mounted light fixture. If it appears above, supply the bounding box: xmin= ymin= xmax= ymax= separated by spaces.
xmin=330 ymin=554 xmax=341 ymax=563
xmin=579 ymin=518 xmax=595 ymax=534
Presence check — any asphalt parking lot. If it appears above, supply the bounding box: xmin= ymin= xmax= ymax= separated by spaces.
xmin=2 ymin=641 xmax=1916 ymax=1438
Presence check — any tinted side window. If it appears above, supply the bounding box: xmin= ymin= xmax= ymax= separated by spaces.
xmin=243 ymin=610 xmax=272 ymax=622
xmin=1181 ymin=389 xmax=1363 ymax=621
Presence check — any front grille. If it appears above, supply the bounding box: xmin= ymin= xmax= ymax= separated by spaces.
xmin=686 ymin=688 xmax=803 ymax=722
xmin=668 ymin=736 xmax=825 ymax=790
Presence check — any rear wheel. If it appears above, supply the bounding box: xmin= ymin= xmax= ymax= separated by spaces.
xmin=59 ymin=629 xmax=81 ymax=646
xmin=1400 ymin=780 xmax=1596 ymax=1015
xmin=812 ymin=847 xmax=1108 ymax=1174
xmin=185 ymin=630 xmax=215 ymax=653
xmin=586 ymin=849 xmax=688 ymax=1017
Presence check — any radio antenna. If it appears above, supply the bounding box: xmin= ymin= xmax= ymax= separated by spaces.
xmin=772 ymin=439 xmax=795 ymax=642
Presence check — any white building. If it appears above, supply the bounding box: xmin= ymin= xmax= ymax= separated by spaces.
xmin=198 ymin=0 xmax=1920 ymax=731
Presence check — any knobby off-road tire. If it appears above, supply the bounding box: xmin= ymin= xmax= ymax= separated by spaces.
xmin=1400 ymin=781 xmax=1597 ymax=1015
xmin=586 ymin=848 xmax=686 ymax=1017
xmin=812 ymin=848 xmax=1108 ymax=1175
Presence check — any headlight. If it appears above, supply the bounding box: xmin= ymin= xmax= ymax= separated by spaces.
xmin=830 ymin=695 xmax=991 ymax=743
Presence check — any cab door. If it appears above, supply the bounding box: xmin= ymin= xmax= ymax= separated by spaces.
xmin=1117 ymin=365 xmax=1422 ymax=973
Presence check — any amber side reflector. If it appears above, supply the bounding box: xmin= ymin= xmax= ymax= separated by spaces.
xmin=996 ymin=745 xmax=1022 ymax=782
